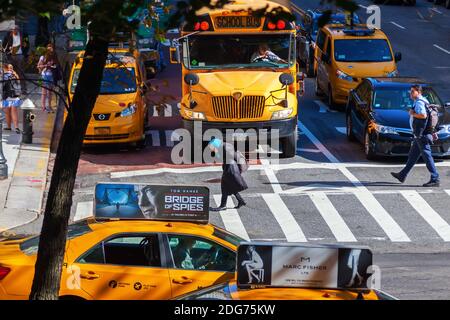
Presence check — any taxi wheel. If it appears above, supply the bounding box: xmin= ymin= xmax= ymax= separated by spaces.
xmin=315 ymin=77 xmax=324 ymax=97
xmin=346 ymin=114 xmax=356 ymax=142
xmin=327 ymin=84 xmax=338 ymax=110
xmin=364 ymin=129 xmax=377 ymax=160
xmin=136 ymin=138 xmax=147 ymax=149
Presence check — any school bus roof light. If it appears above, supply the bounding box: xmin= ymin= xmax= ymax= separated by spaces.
xmin=200 ymin=21 xmax=210 ymax=31
xmin=267 ymin=21 xmax=276 ymax=30
xmin=194 ymin=22 xmax=201 ymax=31
xmin=277 ymin=20 xmax=286 ymax=30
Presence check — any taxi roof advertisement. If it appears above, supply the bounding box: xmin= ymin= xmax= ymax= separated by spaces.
xmin=237 ymin=243 xmax=373 ymax=290
xmin=94 ymin=183 xmax=210 ymax=223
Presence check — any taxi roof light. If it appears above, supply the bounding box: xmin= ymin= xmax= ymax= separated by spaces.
xmin=342 ymin=28 xmax=375 ymax=36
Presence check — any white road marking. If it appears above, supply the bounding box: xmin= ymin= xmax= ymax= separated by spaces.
xmin=262 ymin=193 xmax=307 ymax=242
xmin=297 ymin=148 xmax=322 ymax=153
xmin=401 ymin=190 xmax=450 ymax=241
xmin=434 ymin=66 xmax=450 ymax=69
xmin=298 ymin=120 xmax=410 ymax=242
xmin=148 ymin=130 xmax=160 ymax=147
xmin=74 ymin=201 xmax=93 ymax=222
xmin=165 ymin=130 xmax=174 ymax=147
xmin=152 ymin=105 xmax=159 ymax=117
xmin=314 ymin=100 xmax=330 ymax=113
xmin=431 ymin=7 xmax=442 ymax=14
xmin=434 ymin=44 xmax=450 ymax=55
xmin=261 ymin=159 xmax=283 ymax=193
xmin=336 ymin=127 xmax=347 ymax=135
xmin=446 ymin=190 xmax=450 ymax=197
xmin=214 ymin=195 xmax=250 ymax=241
xmin=390 ymin=21 xmax=406 ymax=29
xmin=309 ymin=192 xmax=357 ymax=242
xmin=358 ymin=4 xmax=368 ymax=9
xmin=164 ymin=103 xmax=172 ymax=117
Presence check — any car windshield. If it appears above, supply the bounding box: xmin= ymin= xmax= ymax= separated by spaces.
xmin=373 ymin=87 xmax=443 ymax=110
xmin=71 ymin=67 xmax=137 ymax=94
xmin=213 ymin=227 xmax=245 ymax=247
xmin=334 ymin=39 xmax=393 ymax=62
xmin=185 ymin=34 xmax=295 ymax=69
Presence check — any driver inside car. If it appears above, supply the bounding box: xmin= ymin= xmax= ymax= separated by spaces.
xmin=250 ymin=43 xmax=287 ymax=64
xmin=172 ymin=237 xmax=215 ymax=270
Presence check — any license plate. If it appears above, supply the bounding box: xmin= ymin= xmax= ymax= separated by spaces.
xmin=95 ymin=127 xmax=111 ymax=135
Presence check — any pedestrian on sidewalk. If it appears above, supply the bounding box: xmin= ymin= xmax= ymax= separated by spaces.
xmin=2 ymin=25 xmax=29 ymax=94
xmin=37 ymin=43 xmax=59 ymax=113
xmin=391 ymin=85 xmax=440 ymax=187
xmin=208 ymin=138 xmax=248 ymax=212
xmin=1 ymin=64 xmax=22 ymax=134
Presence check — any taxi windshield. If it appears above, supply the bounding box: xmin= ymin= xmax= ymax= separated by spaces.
xmin=71 ymin=67 xmax=137 ymax=95
xmin=184 ymin=34 xmax=295 ymax=69
xmin=334 ymin=39 xmax=393 ymax=62
xmin=373 ymin=87 xmax=442 ymax=110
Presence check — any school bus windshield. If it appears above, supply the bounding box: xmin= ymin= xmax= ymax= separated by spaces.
xmin=184 ymin=34 xmax=295 ymax=69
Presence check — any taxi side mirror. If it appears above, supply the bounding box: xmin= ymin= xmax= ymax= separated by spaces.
xmin=394 ymin=52 xmax=402 ymax=63
xmin=170 ymin=46 xmax=181 ymax=64
xmin=445 ymin=102 xmax=450 ymax=109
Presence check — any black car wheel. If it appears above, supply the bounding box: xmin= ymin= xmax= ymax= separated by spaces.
xmin=346 ymin=113 xmax=356 ymax=142
xmin=328 ymin=84 xmax=340 ymax=111
xmin=364 ymin=129 xmax=377 ymax=160
xmin=280 ymin=129 xmax=297 ymax=158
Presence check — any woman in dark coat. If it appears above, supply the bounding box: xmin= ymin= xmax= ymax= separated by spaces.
xmin=209 ymin=138 xmax=247 ymax=211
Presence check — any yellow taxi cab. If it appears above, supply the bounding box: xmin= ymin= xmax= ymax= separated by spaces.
xmin=176 ymin=242 xmax=397 ymax=300
xmin=67 ymin=48 xmax=149 ymax=147
xmin=314 ymin=24 xmax=402 ymax=109
xmin=0 ymin=183 xmax=241 ymax=300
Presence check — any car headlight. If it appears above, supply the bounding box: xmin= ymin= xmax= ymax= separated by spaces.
xmin=69 ymin=40 xmax=84 ymax=48
xmin=120 ymin=104 xmax=137 ymax=117
xmin=184 ymin=110 xmax=205 ymax=120
xmin=386 ymin=70 xmax=399 ymax=77
xmin=438 ymin=124 xmax=450 ymax=134
xmin=374 ymin=124 xmax=398 ymax=135
xmin=272 ymin=108 xmax=293 ymax=120
xmin=336 ymin=70 xmax=353 ymax=82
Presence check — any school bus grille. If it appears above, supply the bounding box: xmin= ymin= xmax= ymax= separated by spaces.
xmin=212 ymin=96 xmax=265 ymax=119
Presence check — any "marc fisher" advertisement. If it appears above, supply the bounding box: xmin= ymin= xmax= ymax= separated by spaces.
xmin=237 ymin=243 xmax=372 ymax=290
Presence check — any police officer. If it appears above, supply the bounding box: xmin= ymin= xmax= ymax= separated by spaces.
xmin=391 ymin=85 xmax=440 ymax=187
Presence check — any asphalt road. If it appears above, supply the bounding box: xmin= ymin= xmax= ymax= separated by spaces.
xmin=10 ymin=0 xmax=450 ymax=299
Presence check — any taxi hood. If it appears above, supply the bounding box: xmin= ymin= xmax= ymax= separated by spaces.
xmin=92 ymin=93 xmax=138 ymax=113
xmin=335 ymin=61 xmax=396 ymax=78
xmin=195 ymin=71 xmax=290 ymax=94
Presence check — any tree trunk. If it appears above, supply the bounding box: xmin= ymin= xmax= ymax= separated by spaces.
xmin=29 ymin=37 xmax=109 ymax=300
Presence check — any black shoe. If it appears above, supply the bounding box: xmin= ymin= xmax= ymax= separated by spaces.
xmin=423 ymin=180 xmax=440 ymax=187
xmin=391 ymin=172 xmax=405 ymax=183
xmin=3 ymin=127 xmax=11 ymax=131
xmin=210 ymin=206 xmax=226 ymax=212
xmin=15 ymin=128 xmax=21 ymax=134
xmin=235 ymin=201 xmax=246 ymax=209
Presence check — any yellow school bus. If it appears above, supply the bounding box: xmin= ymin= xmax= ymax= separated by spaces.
xmin=170 ymin=0 xmax=303 ymax=158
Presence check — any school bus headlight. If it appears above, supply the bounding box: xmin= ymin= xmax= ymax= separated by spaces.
xmin=272 ymin=109 xmax=293 ymax=120
xmin=184 ymin=110 xmax=205 ymax=120
xmin=120 ymin=104 xmax=137 ymax=117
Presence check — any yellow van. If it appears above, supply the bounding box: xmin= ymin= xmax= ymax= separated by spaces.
xmin=314 ymin=24 xmax=401 ymax=109
xmin=68 ymin=48 xmax=148 ymax=147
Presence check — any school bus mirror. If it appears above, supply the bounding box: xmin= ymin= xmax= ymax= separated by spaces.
xmin=170 ymin=46 xmax=181 ymax=64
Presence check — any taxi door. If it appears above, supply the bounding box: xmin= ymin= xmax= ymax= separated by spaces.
xmin=317 ymin=35 xmax=331 ymax=93
xmin=64 ymin=234 xmax=173 ymax=300
xmin=164 ymin=234 xmax=236 ymax=298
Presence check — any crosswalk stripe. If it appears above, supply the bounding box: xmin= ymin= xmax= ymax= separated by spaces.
xmin=446 ymin=190 xmax=450 ymax=197
xmin=262 ymin=194 xmax=307 ymax=242
xmin=309 ymin=192 xmax=357 ymax=242
xmin=148 ymin=130 xmax=160 ymax=147
xmin=165 ymin=130 xmax=174 ymax=147
xmin=214 ymin=195 xmax=250 ymax=241
xmin=354 ymin=190 xmax=410 ymax=242
xmin=74 ymin=201 xmax=93 ymax=222
xmin=401 ymin=190 xmax=450 ymax=241
xmin=164 ymin=103 xmax=173 ymax=117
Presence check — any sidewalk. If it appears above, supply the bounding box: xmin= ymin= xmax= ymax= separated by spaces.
xmin=0 ymin=79 xmax=57 ymax=232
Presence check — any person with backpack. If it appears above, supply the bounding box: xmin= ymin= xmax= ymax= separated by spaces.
xmin=208 ymin=138 xmax=248 ymax=211
xmin=1 ymin=64 xmax=22 ymax=134
xmin=391 ymin=85 xmax=440 ymax=187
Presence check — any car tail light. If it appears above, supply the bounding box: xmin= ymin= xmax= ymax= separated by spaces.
xmin=0 ymin=266 xmax=11 ymax=280
xmin=267 ymin=21 xmax=276 ymax=30
xmin=277 ymin=20 xmax=286 ymax=30
xmin=200 ymin=21 xmax=210 ymax=31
